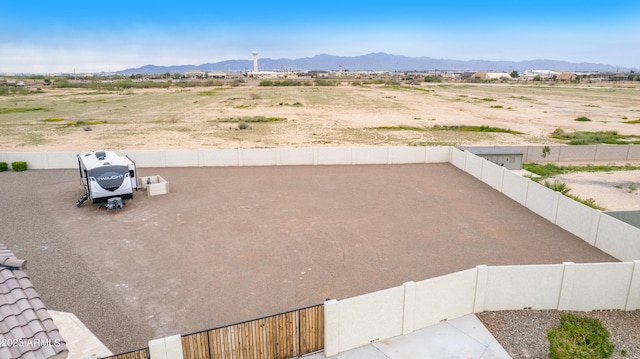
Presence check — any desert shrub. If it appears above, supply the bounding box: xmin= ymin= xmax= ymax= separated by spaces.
xmin=575 ymin=116 xmax=592 ymax=122
xmin=539 ymin=179 xmax=606 ymax=210
xmin=0 ymin=87 xmax=36 ymax=96
xmin=548 ymin=313 xmax=614 ymax=359
xmin=11 ymin=161 xmax=27 ymax=172
xmin=0 ymin=107 xmax=48 ymax=114
xmin=431 ymin=124 xmax=522 ymax=135
xmin=523 ymin=163 xmax=564 ymax=177
xmin=0 ymin=162 xmax=8 ymax=172
xmin=259 ymin=80 xmax=304 ymax=86
xmin=377 ymin=125 xmax=426 ymax=132
xmin=423 ymin=75 xmax=441 ymax=83
xmin=524 ymin=163 xmax=640 ymax=179
xmin=543 ymin=180 xmax=571 ymax=195
xmin=218 ymin=116 xmax=286 ymax=123
xmin=314 ymin=79 xmax=336 ymax=86
xmin=551 ymin=128 xmax=639 ymax=145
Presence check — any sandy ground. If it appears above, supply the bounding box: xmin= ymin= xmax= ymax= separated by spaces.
xmin=550 ymin=170 xmax=640 ymax=211
xmin=1 ymin=83 xmax=639 ymax=151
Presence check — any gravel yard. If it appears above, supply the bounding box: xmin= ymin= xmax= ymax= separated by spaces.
xmin=478 ymin=310 xmax=640 ymax=359
xmin=0 ymin=164 xmax=621 ymax=353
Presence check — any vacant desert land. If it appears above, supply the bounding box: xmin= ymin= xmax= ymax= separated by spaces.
xmin=1 ymin=82 xmax=639 ymax=151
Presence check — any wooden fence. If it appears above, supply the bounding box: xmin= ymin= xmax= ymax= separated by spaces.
xmin=101 ymin=304 xmax=323 ymax=359
xmin=101 ymin=347 xmax=149 ymax=359
xmin=181 ymin=304 xmax=324 ymax=359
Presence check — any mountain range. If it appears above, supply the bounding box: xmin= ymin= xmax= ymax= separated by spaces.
xmin=117 ymin=53 xmax=631 ymax=74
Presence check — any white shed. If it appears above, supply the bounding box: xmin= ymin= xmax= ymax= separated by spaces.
xmin=463 ymin=147 xmax=523 ymax=170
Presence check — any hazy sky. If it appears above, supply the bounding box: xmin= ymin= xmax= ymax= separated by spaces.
xmin=2 ymin=1 xmax=638 ymax=73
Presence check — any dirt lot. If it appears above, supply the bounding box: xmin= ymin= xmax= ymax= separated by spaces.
xmin=0 ymin=164 xmax=619 ymax=353
xmin=1 ymin=83 xmax=639 ymax=151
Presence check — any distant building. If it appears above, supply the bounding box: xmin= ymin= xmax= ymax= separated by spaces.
xmin=556 ymin=72 xmax=577 ymax=82
xmin=207 ymin=72 xmax=227 ymax=79
xmin=521 ymin=70 xmax=560 ymax=80
xmin=463 ymin=147 xmax=523 ymax=170
xmin=308 ymin=70 xmax=330 ymax=78
xmin=471 ymin=72 xmax=511 ymax=80
xmin=185 ymin=70 xmax=206 ymax=78
xmin=248 ymin=71 xmax=297 ymax=79
xmin=607 ymin=72 xmax=628 ymax=81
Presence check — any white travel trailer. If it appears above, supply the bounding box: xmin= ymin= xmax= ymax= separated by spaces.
xmin=76 ymin=150 xmax=137 ymax=207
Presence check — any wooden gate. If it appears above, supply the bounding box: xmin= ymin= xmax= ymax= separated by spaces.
xmin=181 ymin=304 xmax=324 ymax=359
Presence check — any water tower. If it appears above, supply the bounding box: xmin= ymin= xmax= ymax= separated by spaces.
xmin=252 ymin=51 xmax=259 ymax=72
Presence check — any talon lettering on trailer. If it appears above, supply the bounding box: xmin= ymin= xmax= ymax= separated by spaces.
xmin=76 ymin=150 xmax=137 ymax=206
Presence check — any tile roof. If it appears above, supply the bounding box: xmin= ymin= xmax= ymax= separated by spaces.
xmin=0 ymin=243 xmax=68 ymax=359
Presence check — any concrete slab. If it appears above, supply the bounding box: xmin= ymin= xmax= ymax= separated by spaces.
xmin=306 ymin=314 xmax=510 ymax=359
xmin=49 ymin=311 xmax=112 ymax=359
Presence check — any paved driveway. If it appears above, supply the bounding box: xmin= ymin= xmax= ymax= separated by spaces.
xmin=0 ymin=164 xmax=617 ymax=353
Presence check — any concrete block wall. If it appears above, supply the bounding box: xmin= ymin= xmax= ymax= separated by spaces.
xmin=454 ymin=147 xmax=640 ymax=261
xmin=500 ymin=168 xmax=529 ymax=205
xmin=559 ymin=262 xmax=635 ymax=311
xmin=467 ymin=144 xmax=640 ymax=163
xmin=4 ymin=145 xmax=638 ymax=168
xmin=595 ymin=214 xmax=640 ymax=262
xmin=463 ymin=150 xmax=484 ymax=180
xmin=480 ymin=264 xmax=564 ymax=311
xmin=606 ymin=210 xmax=640 ymax=229
xmin=555 ymin=195 xmax=601 ymax=246
xmin=596 ymin=145 xmax=633 ymax=162
xmin=332 ymin=286 xmax=405 ymax=353
xmin=412 ymin=269 xmax=478 ymax=328
xmin=449 ymin=146 xmax=467 ymax=169
xmin=323 ymin=284 xmax=413 ymax=356
xmin=500 ymin=144 xmax=640 ymax=163
xmin=523 ymin=146 xmax=561 ymax=162
xmin=324 ymin=260 xmax=640 ymax=356
xmin=629 ymin=145 xmax=640 ymax=161
xmin=0 ymin=151 xmax=78 ymax=169
xmin=524 ymin=181 xmax=561 ymax=222
xmin=557 ymin=145 xmax=598 ymax=162
xmin=0 ymin=146 xmax=453 ymax=169
xmin=480 ymin=159 xmax=505 ymax=191
xmin=149 ymin=335 xmax=183 ymax=359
